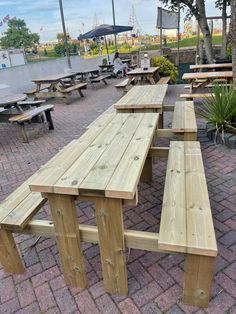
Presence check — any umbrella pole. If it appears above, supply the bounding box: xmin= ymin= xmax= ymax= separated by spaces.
xmin=105 ymin=36 xmax=110 ymax=63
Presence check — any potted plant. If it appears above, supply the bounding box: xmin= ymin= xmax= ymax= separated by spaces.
xmin=200 ymin=84 xmax=236 ymax=145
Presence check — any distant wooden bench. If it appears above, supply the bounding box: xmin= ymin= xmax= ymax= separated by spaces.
xmin=158 ymin=141 xmax=217 ymax=307
xmin=115 ymin=78 xmax=135 ymax=93
xmin=90 ymin=74 xmax=110 ymax=86
xmin=9 ymin=104 xmax=54 ymax=142
xmin=25 ymin=84 xmax=51 ymax=98
xmin=58 ymin=83 xmax=87 ymax=99
xmin=180 ymin=93 xmax=212 ymax=100
xmin=0 ymin=182 xmax=47 ymax=273
xmin=157 ymin=76 xmax=171 ymax=85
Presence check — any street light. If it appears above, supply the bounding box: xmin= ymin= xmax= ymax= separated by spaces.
xmin=111 ymin=0 xmax=117 ymax=50
xmin=59 ymin=0 xmax=72 ymax=69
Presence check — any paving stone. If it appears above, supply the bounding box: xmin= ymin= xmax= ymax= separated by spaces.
xmin=75 ymin=290 xmax=99 ymax=314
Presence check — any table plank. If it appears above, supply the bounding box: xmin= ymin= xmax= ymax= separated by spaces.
xmin=52 ymin=114 xmax=129 ymax=195
xmin=79 ymin=113 xmax=144 ymax=191
xmin=182 ymin=71 xmax=233 ymax=80
xmin=106 ymin=113 xmax=159 ymax=199
xmin=29 ymin=115 xmax=118 ymax=193
xmin=32 ymin=73 xmax=76 ymax=83
xmin=0 ymin=94 xmax=26 ymax=107
xmin=114 ymin=85 xmax=168 ymax=110
xmin=190 ymin=63 xmax=232 ymax=70
xmin=127 ymin=67 xmax=159 ymax=75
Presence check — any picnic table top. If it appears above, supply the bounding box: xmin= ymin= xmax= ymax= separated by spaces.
xmin=0 ymin=94 xmax=26 ymax=107
xmin=127 ymin=67 xmax=159 ymax=76
xmin=190 ymin=63 xmax=232 ymax=70
xmin=99 ymin=64 xmax=114 ymax=68
xmin=182 ymin=71 xmax=233 ymax=80
xmin=32 ymin=72 xmax=77 ymax=83
xmin=76 ymin=69 xmax=99 ymax=75
xmin=29 ymin=112 xmax=159 ymax=199
xmin=114 ymin=85 xmax=168 ymax=110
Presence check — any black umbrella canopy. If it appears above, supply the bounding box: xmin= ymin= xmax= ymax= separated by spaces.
xmin=79 ymin=24 xmax=133 ymax=39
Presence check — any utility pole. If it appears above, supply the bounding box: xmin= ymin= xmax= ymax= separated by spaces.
xmin=111 ymin=0 xmax=117 ymax=50
xmin=59 ymin=0 xmax=72 ymax=69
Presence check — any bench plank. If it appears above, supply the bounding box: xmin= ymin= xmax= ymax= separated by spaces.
xmin=9 ymin=105 xmax=54 ymax=123
xmin=185 ymin=142 xmax=217 ymax=256
xmin=158 ymin=141 xmax=186 ymax=253
xmin=172 ymin=101 xmax=197 ymax=134
xmin=180 ymin=93 xmax=212 ymax=100
xmin=59 ymin=83 xmax=87 ymax=93
xmin=159 ymin=141 xmax=217 ymax=257
xmin=157 ymin=76 xmax=171 ymax=84
xmin=1 ymin=192 xmax=46 ymax=231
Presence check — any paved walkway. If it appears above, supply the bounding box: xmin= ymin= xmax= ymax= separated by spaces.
xmin=0 ymin=81 xmax=235 ymax=314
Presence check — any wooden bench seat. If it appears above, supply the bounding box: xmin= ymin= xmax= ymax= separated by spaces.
xmin=180 ymin=93 xmax=212 ymax=100
xmin=158 ymin=141 xmax=217 ymax=307
xmin=25 ymin=84 xmax=51 ymax=97
xmin=0 ymin=182 xmax=47 ymax=273
xmin=59 ymin=82 xmax=87 ymax=94
xmin=172 ymin=101 xmax=197 ymax=140
xmin=157 ymin=76 xmax=171 ymax=85
xmin=17 ymin=100 xmax=46 ymax=106
xmin=9 ymin=104 xmax=54 ymax=142
xmin=90 ymin=74 xmax=110 ymax=85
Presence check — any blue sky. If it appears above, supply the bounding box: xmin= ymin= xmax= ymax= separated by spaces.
xmin=0 ymin=0 xmax=224 ymax=42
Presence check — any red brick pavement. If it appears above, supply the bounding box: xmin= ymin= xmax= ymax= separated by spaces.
xmin=0 ymin=81 xmax=235 ymax=313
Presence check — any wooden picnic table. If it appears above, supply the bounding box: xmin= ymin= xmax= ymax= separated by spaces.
xmin=114 ymin=85 xmax=168 ymax=112
xmin=99 ymin=64 xmax=114 ymax=72
xmin=30 ymin=72 xmax=87 ymax=102
xmin=0 ymin=94 xmax=28 ymax=123
xmin=0 ymin=94 xmax=26 ymax=110
xmin=29 ymin=112 xmax=159 ymax=294
xmin=127 ymin=67 xmax=160 ymax=85
xmin=182 ymin=71 xmax=233 ymax=93
xmin=190 ymin=63 xmax=232 ymax=71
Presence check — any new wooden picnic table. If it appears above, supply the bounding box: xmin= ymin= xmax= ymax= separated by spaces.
xmin=190 ymin=63 xmax=232 ymax=71
xmin=182 ymin=71 xmax=233 ymax=93
xmin=29 ymin=112 xmax=159 ymax=294
xmin=127 ymin=67 xmax=160 ymax=85
xmin=114 ymin=85 xmax=168 ymax=112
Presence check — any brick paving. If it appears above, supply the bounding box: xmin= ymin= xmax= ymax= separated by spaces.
xmin=0 ymin=81 xmax=235 ymax=313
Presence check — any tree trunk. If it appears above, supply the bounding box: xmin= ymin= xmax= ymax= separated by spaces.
xmin=221 ymin=0 xmax=227 ymax=58
xmin=196 ymin=0 xmax=214 ymax=63
xmin=232 ymin=0 xmax=236 ymax=88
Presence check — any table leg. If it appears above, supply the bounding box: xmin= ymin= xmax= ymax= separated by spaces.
xmin=95 ymin=198 xmax=128 ymax=295
xmin=147 ymin=76 xmax=156 ymax=85
xmin=183 ymin=254 xmax=215 ymax=308
xmin=140 ymin=156 xmax=152 ymax=182
xmin=47 ymin=194 xmax=87 ymax=287
xmin=189 ymin=80 xmax=193 ymax=94
xmin=0 ymin=229 xmax=24 ymax=273
xmin=45 ymin=110 xmax=54 ymax=130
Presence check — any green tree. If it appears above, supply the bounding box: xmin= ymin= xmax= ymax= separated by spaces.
xmin=160 ymin=0 xmax=214 ymax=63
xmin=215 ymin=0 xmax=231 ymax=58
xmin=0 ymin=19 xmax=40 ymax=49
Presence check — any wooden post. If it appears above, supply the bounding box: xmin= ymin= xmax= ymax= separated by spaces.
xmin=159 ymin=7 xmax=163 ymax=55
xmin=184 ymin=132 xmax=197 ymax=141
xmin=0 ymin=229 xmax=24 ymax=274
xmin=95 ymin=198 xmax=128 ymax=295
xmin=183 ymin=254 xmax=215 ymax=308
xmin=47 ymin=193 xmax=87 ymax=287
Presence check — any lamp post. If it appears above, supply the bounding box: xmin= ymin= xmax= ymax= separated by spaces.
xmin=59 ymin=0 xmax=72 ymax=69
xmin=111 ymin=0 xmax=117 ymax=50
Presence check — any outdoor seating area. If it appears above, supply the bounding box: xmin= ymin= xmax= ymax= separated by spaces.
xmin=0 ymin=0 xmax=236 ymax=311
